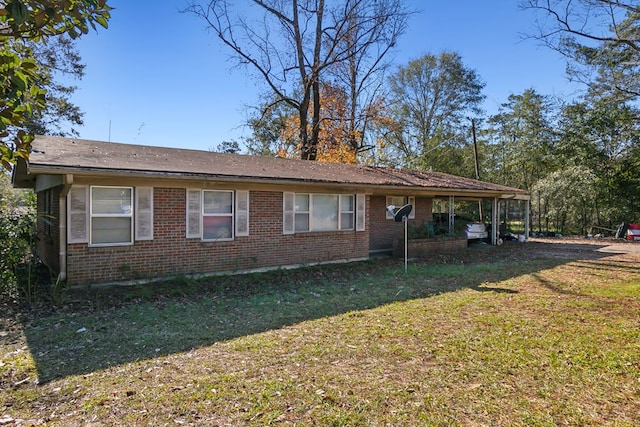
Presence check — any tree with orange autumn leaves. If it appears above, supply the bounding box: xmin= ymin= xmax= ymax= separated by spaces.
xmin=274 ymin=81 xmax=390 ymax=164
xmin=188 ymin=0 xmax=411 ymax=162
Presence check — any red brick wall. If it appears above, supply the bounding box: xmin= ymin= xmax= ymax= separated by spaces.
xmin=392 ymin=236 xmax=467 ymax=258
xmin=369 ymin=195 xmax=433 ymax=250
xmin=66 ymin=189 xmax=370 ymax=285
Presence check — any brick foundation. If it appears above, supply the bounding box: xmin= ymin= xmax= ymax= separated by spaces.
xmin=392 ymin=236 xmax=468 ymax=258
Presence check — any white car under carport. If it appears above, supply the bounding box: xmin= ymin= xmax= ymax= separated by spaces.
xmin=465 ymin=222 xmax=488 ymax=241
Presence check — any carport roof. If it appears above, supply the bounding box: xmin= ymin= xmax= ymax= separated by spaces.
xmin=14 ymin=136 xmax=528 ymax=198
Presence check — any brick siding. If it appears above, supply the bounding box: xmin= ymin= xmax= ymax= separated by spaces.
xmin=392 ymin=236 xmax=468 ymax=258
xmin=66 ymin=189 xmax=370 ymax=285
xmin=369 ymin=195 xmax=433 ymax=250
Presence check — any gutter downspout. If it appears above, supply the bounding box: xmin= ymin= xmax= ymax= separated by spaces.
xmin=58 ymin=174 xmax=73 ymax=281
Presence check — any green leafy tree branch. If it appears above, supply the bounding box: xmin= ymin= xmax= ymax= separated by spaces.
xmin=0 ymin=0 xmax=111 ymax=171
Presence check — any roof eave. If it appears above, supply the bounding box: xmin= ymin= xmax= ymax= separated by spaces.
xmin=20 ymin=163 xmax=529 ymax=199
xmin=22 ymin=164 xmax=367 ymax=187
xmin=11 ymin=157 xmax=33 ymax=188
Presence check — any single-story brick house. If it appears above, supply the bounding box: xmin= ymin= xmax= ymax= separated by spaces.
xmin=12 ymin=136 xmax=529 ymax=286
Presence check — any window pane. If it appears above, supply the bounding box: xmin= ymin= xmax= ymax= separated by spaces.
xmin=92 ymin=217 xmax=132 ymax=244
xmin=295 ymin=213 xmax=309 ymax=231
xmin=92 ymin=187 xmax=132 ymax=214
xmin=341 ymin=195 xmax=354 ymax=212
xmin=203 ymin=191 xmax=232 ymax=214
xmin=295 ymin=194 xmax=309 ymax=212
xmin=312 ymin=194 xmax=338 ymax=231
xmin=203 ymin=216 xmax=233 ymax=240
xmin=390 ymin=196 xmax=407 ymax=207
xmin=341 ymin=213 xmax=354 ymax=230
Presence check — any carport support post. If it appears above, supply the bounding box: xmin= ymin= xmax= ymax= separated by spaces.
xmin=492 ymin=198 xmax=499 ymax=245
xmin=525 ymin=199 xmax=530 ymax=241
xmin=448 ymin=196 xmax=455 ymax=235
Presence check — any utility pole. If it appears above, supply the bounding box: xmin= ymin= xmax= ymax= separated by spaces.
xmin=471 ymin=118 xmax=483 ymax=221
xmin=471 ymin=118 xmax=480 ymax=181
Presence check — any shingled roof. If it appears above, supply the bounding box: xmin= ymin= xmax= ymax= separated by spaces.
xmin=14 ymin=136 xmax=528 ymax=198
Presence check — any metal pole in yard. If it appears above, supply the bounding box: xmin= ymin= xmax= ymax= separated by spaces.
xmin=471 ymin=118 xmax=484 ymax=222
xmin=404 ymin=215 xmax=408 ymax=273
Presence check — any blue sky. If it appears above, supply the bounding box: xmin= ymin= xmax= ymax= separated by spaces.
xmin=68 ymin=0 xmax=582 ymax=151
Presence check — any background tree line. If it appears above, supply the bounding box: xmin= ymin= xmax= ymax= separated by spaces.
xmin=197 ymin=0 xmax=639 ymax=235
xmin=1 ymin=0 xmax=110 ymax=300
xmin=3 ymin=1 xmax=639 ymax=242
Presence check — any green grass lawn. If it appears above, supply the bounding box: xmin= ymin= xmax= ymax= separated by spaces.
xmin=2 ymin=242 xmax=640 ymax=426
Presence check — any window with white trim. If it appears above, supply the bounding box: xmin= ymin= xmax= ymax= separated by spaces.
xmin=294 ymin=193 xmax=310 ymax=231
xmin=283 ymin=192 xmax=364 ymax=234
xmin=203 ymin=190 xmax=233 ymax=241
xmin=185 ymin=189 xmax=249 ymax=241
xmin=67 ymin=185 xmax=154 ymax=246
xmin=90 ymin=186 xmax=133 ymax=246
xmin=339 ymin=194 xmax=355 ymax=230
xmin=386 ymin=196 xmax=416 ymax=220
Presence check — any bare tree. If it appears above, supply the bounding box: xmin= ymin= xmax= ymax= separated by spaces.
xmin=186 ymin=0 xmax=410 ymax=160
xmin=522 ymin=0 xmax=640 ymax=101
xmin=325 ymin=0 xmax=409 ymax=155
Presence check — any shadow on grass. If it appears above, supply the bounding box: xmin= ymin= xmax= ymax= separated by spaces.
xmin=19 ymin=241 xmax=612 ymax=383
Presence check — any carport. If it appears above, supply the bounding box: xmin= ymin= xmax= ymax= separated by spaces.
xmin=432 ymin=193 xmax=531 ymax=245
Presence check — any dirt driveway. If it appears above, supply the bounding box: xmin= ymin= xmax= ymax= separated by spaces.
xmin=505 ymin=237 xmax=640 ymax=263
xmin=463 ymin=236 xmax=640 ymax=266
xmin=529 ymin=237 xmax=640 ymax=253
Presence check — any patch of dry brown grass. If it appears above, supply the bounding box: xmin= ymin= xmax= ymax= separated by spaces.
xmin=2 ymin=242 xmax=640 ymax=426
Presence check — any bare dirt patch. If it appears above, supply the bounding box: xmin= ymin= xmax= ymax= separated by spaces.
xmin=523 ymin=236 xmax=640 ymax=261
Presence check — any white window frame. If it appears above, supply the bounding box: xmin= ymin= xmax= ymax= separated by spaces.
xmin=187 ymin=189 xmax=249 ymax=241
xmin=89 ymin=186 xmax=134 ymax=247
xmin=339 ymin=194 xmax=355 ymax=231
xmin=284 ymin=192 xmax=359 ymax=233
xmin=68 ymin=185 xmax=154 ymax=246
xmin=294 ymin=193 xmax=311 ymax=232
xmin=386 ymin=196 xmax=416 ymax=220
xmin=202 ymin=189 xmax=234 ymax=242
